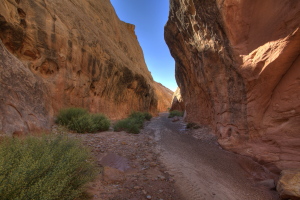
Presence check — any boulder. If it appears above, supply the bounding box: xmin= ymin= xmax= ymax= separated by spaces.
xmin=99 ymin=153 xmax=131 ymax=172
xmin=277 ymin=169 xmax=300 ymax=199
xmin=103 ymin=166 xmax=125 ymax=184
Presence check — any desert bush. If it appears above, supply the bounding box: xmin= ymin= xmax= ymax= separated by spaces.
xmin=143 ymin=112 xmax=152 ymax=121
xmin=113 ymin=118 xmax=140 ymax=134
xmin=169 ymin=110 xmax=184 ymax=118
xmin=91 ymin=114 xmax=110 ymax=131
xmin=67 ymin=113 xmax=95 ymax=133
xmin=55 ymin=107 xmax=88 ymax=126
xmin=56 ymin=108 xmax=110 ymax=133
xmin=0 ymin=135 xmax=97 ymax=200
xmin=113 ymin=111 xmax=152 ymax=134
xmin=129 ymin=111 xmax=152 ymax=121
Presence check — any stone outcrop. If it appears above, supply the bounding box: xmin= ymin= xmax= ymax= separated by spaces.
xmin=165 ymin=0 xmax=300 ymax=172
xmin=0 ymin=40 xmax=50 ymax=134
xmin=153 ymin=82 xmax=173 ymax=112
xmin=277 ymin=169 xmax=300 ymax=199
xmin=0 ymin=0 xmax=170 ymax=134
xmin=170 ymin=87 xmax=184 ymax=112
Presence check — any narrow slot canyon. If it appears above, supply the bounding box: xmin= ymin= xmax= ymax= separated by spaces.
xmin=0 ymin=0 xmax=299 ymax=199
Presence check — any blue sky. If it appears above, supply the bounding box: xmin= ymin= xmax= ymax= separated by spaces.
xmin=110 ymin=0 xmax=177 ymax=92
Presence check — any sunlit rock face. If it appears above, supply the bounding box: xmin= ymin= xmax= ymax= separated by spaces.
xmin=0 ymin=0 xmax=166 ymax=134
xmin=170 ymin=87 xmax=184 ymax=112
xmin=277 ymin=169 xmax=300 ymax=199
xmin=153 ymin=82 xmax=173 ymax=112
xmin=165 ymin=0 xmax=300 ymax=172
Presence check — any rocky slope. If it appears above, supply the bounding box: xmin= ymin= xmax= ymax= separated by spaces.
xmin=165 ymin=0 xmax=300 ymax=173
xmin=0 ymin=0 xmax=169 ymax=134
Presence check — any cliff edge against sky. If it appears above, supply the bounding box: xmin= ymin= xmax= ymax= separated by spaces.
xmin=165 ymin=0 xmax=300 ymax=173
xmin=0 ymin=0 xmax=171 ymax=134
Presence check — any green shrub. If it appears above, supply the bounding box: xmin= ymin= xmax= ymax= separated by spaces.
xmin=128 ymin=111 xmax=145 ymax=124
xmin=67 ymin=113 xmax=94 ymax=133
xmin=91 ymin=114 xmax=110 ymax=132
xmin=55 ymin=107 xmax=88 ymax=126
xmin=143 ymin=112 xmax=152 ymax=121
xmin=113 ymin=111 xmax=152 ymax=134
xmin=0 ymin=135 xmax=97 ymax=200
xmin=129 ymin=111 xmax=152 ymax=121
xmin=56 ymin=108 xmax=110 ymax=133
xmin=113 ymin=118 xmax=140 ymax=134
xmin=169 ymin=110 xmax=184 ymax=118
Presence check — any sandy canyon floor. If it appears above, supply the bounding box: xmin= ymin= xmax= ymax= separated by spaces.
xmin=64 ymin=113 xmax=280 ymax=200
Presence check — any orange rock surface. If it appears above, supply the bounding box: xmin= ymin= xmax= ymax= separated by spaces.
xmin=170 ymin=87 xmax=185 ymax=112
xmin=153 ymin=82 xmax=173 ymax=112
xmin=0 ymin=0 xmax=170 ymax=134
xmin=165 ymin=0 xmax=300 ymax=172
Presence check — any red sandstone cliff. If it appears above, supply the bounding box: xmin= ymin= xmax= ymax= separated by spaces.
xmin=170 ymin=87 xmax=185 ymax=112
xmin=153 ymin=82 xmax=173 ymax=112
xmin=0 ymin=0 xmax=169 ymax=134
xmin=165 ymin=0 xmax=300 ymax=173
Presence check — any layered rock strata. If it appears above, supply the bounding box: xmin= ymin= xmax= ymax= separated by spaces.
xmin=0 ymin=0 xmax=167 ymax=134
xmin=165 ymin=0 xmax=300 ymax=172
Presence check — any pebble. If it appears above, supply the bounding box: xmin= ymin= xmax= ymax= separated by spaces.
xmin=146 ymin=195 xmax=152 ymax=199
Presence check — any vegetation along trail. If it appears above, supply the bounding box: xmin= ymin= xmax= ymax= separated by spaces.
xmin=144 ymin=113 xmax=279 ymax=200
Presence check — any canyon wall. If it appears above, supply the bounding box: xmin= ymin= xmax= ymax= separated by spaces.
xmin=153 ymin=82 xmax=173 ymax=112
xmin=0 ymin=0 xmax=168 ymax=134
xmin=170 ymin=87 xmax=185 ymax=111
xmin=165 ymin=0 xmax=300 ymax=172
xmin=0 ymin=39 xmax=50 ymax=133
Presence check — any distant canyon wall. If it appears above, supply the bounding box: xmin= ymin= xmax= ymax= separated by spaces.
xmin=153 ymin=82 xmax=173 ymax=112
xmin=165 ymin=0 xmax=300 ymax=172
xmin=170 ymin=87 xmax=184 ymax=112
xmin=0 ymin=0 xmax=169 ymax=134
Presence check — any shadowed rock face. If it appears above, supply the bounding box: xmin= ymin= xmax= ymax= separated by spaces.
xmin=0 ymin=40 xmax=50 ymax=134
xmin=165 ymin=0 xmax=300 ymax=172
xmin=0 ymin=0 xmax=171 ymax=134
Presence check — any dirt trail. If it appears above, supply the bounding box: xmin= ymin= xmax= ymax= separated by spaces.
xmin=64 ymin=113 xmax=279 ymax=199
xmin=144 ymin=113 xmax=279 ymax=200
